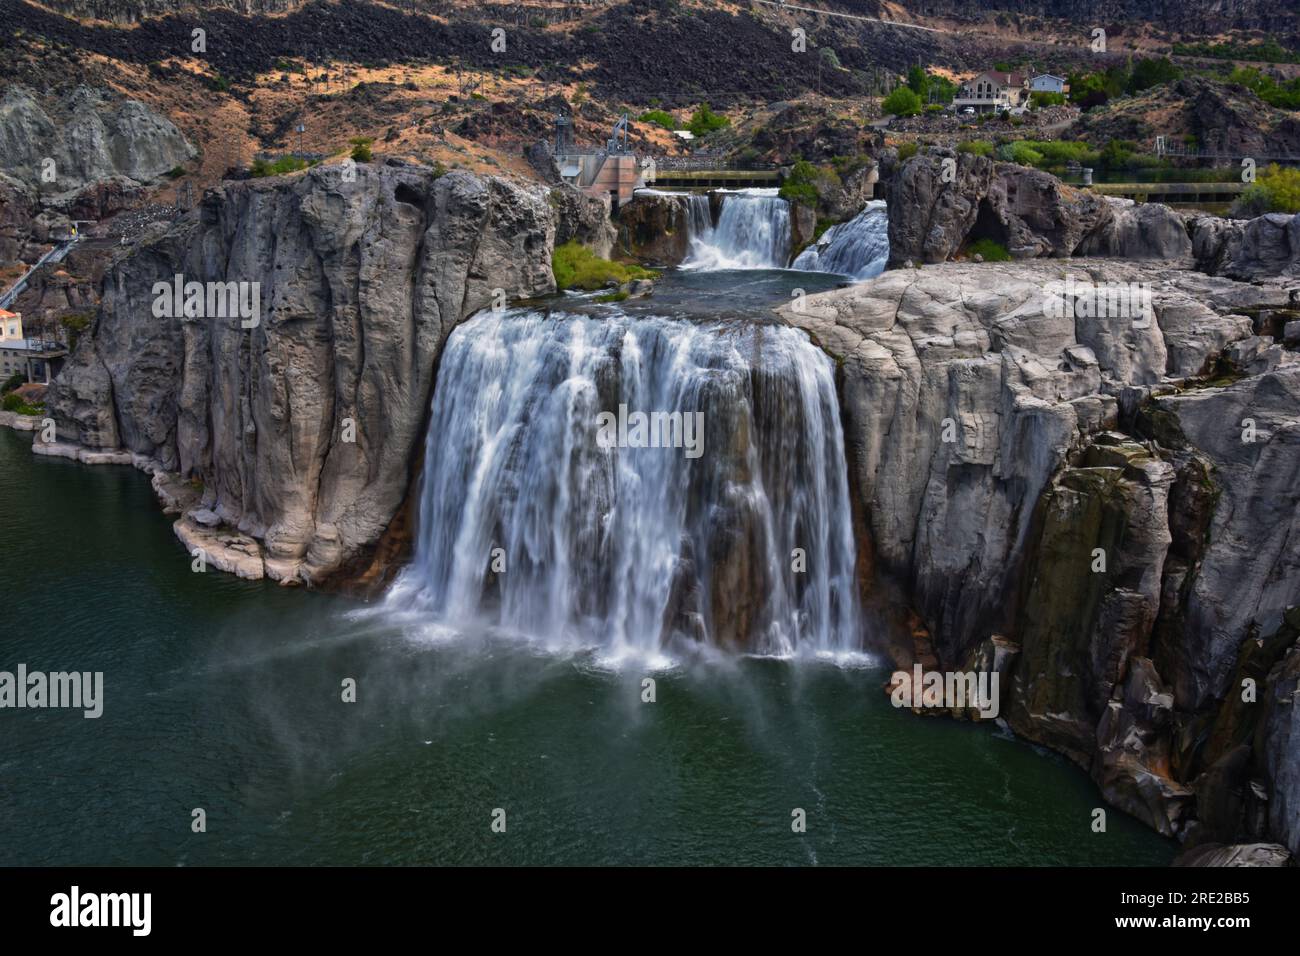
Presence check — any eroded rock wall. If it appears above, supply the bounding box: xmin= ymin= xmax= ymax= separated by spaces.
xmin=780 ymin=259 xmax=1300 ymax=852
xmin=46 ymin=163 xmax=556 ymax=584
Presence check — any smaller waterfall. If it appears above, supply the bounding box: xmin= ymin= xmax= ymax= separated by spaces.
xmin=684 ymin=192 xmax=713 ymax=241
xmin=792 ymin=201 xmax=890 ymax=280
xmin=682 ymin=188 xmax=791 ymax=271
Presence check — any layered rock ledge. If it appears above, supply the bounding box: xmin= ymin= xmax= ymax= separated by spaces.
xmin=779 ymin=256 xmax=1300 ymax=854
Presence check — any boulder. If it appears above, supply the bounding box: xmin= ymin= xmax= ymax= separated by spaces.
xmin=616 ymin=190 xmax=694 ymax=265
xmin=550 ymin=184 xmax=615 ymax=260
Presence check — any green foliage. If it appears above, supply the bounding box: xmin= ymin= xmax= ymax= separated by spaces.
xmin=1228 ymin=67 xmax=1300 ymax=109
xmin=829 ymin=154 xmax=873 ymax=176
xmin=59 ymin=312 xmax=92 ymax=351
xmin=819 ymin=47 xmax=842 ymax=70
xmin=1067 ymin=66 xmax=1128 ymax=109
xmin=1234 ymin=164 xmax=1300 ymax=216
xmin=999 ymin=141 xmax=1044 ymax=166
xmin=1126 ymin=57 xmax=1182 ymax=94
xmin=164 ymin=165 xmax=186 ymax=180
xmin=687 ymin=104 xmax=729 ymax=137
xmin=1029 ymin=91 xmax=1065 ymax=108
xmin=349 ymin=136 xmax=374 ymax=163
xmin=928 ymin=75 xmax=957 ymax=104
xmin=250 ymin=155 xmax=310 ymax=177
xmin=207 ymin=73 xmax=231 ymax=92
xmin=882 ymin=86 xmax=922 ymax=117
xmin=1095 ymin=138 xmax=1160 ymax=170
xmin=1 ymin=372 xmax=24 ymax=394
xmin=896 ymin=142 xmax=919 ymax=162
xmin=1013 ymin=139 xmax=1099 ymax=168
xmin=551 ymin=242 xmax=657 ymax=292
xmin=1172 ymin=39 xmax=1300 ymax=64
xmin=906 ymin=66 xmax=929 ymax=99
xmin=966 ymin=238 xmax=1011 ymax=262
xmin=778 ymin=160 xmax=837 ymax=207
xmin=2 ymin=392 xmax=42 ymax=415
xmin=638 ymin=109 xmax=678 ymax=131
xmin=957 ymin=140 xmax=994 ymax=157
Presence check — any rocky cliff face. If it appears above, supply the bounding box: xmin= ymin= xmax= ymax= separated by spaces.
xmin=616 ymin=191 xmax=694 ymax=266
xmin=780 ymin=252 xmax=1300 ymax=854
xmin=0 ymin=85 xmax=194 ymax=196
xmin=45 ymin=162 xmax=556 ymax=584
xmin=886 ymin=150 xmax=1192 ymax=266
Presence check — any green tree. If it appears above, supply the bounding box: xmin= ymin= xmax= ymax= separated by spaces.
xmin=906 ymin=65 xmax=930 ymax=100
xmin=349 ymin=136 xmax=374 ymax=163
xmin=1235 ymin=164 xmax=1300 ymax=216
xmin=1127 ymin=57 xmax=1181 ymax=94
xmin=687 ymin=104 xmax=729 ymax=137
xmin=882 ymin=86 xmax=922 ymax=117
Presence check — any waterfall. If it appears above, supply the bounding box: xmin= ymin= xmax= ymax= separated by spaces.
xmin=792 ymin=201 xmax=890 ymax=280
xmin=682 ymin=188 xmax=792 ymax=270
xmin=386 ymin=308 xmax=862 ymax=660
xmin=684 ymin=192 xmax=713 ymax=242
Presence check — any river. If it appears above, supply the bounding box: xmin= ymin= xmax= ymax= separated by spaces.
xmin=0 ymin=230 xmax=1176 ymax=864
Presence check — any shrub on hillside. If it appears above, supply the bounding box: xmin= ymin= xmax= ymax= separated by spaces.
xmin=882 ymin=86 xmax=922 ymax=117
xmin=638 ymin=109 xmax=678 ymax=131
xmin=687 ymin=104 xmax=729 ymax=137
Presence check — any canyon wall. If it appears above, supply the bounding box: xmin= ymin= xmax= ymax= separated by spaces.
xmin=45 ymin=162 xmax=557 ymax=583
xmin=780 ymin=250 xmax=1300 ymax=857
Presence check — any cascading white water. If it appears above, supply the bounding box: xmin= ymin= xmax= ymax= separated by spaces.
xmin=684 ymin=192 xmax=713 ymax=241
xmin=682 ymin=188 xmax=792 ymax=270
xmin=792 ymin=201 xmax=890 ymax=280
xmin=386 ymin=308 xmax=862 ymax=660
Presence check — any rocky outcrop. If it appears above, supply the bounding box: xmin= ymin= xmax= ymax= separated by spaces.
xmin=45 ymin=163 xmax=556 ymax=585
xmin=886 ymin=151 xmax=1193 ymax=266
xmin=550 ymin=184 xmax=615 ymax=260
xmin=0 ymin=172 xmax=39 ymax=268
xmin=0 ymin=86 xmax=194 ymax=195
xmin=617 ymin=191 xmax=693 ymax=266
xmin=1192 ymin=213 xmax=1300 ymax=282
xmin=1173 ymin=843 xmax=1292 ymax=867
xmin=779 ymin=259 xmax=1300 ymax=851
